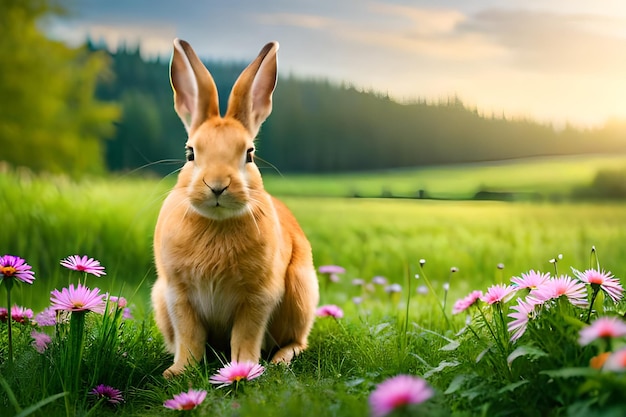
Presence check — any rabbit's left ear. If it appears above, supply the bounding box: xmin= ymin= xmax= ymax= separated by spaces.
xmin=226 ymin=42 xmax=279 ymax=136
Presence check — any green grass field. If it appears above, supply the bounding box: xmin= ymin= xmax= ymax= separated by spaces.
xmin=2 ymin=157 xmax=626 ymax=416
xmin=262 ymin=154 xmax=626 ymax=198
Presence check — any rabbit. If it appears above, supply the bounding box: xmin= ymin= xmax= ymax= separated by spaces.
xmin=151 ymin=38 xmax=319 ymax=378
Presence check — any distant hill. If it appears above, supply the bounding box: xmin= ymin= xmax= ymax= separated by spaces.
xmin=92 ymin=41 xmax=626 ymax=175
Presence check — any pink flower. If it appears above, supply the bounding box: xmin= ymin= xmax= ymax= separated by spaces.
xmin=528 ymin=275 xmax=588 ymax=308
xmin=572 ymin=268 xmax=623 ymax=303
xmin=481 ymin=284 xmax=516 ymax=305
xmin=511 ymin=270 xmax=550 ymax=290
xmin=316 ymin=304 xmax=344 ymax=319
xmin=604 ymin=348 xmax=626 ymax=372
xmin=163 ymin=389 xmax=207 ymax=410
xmin=90 ymin=384 xmax=124 ymax=405
xmin=0 ymin=307 xmax=7 ymax=322
xmin=10 ymin=305 xmax=33 ymax=324
xmin=318 ymin=265 xmax=346 ymax=275
xmin=452 ymin=290 xmax=483 ymax=315
xmin=30 ymin=330 xmax=52 ymax=353
xmin=50 ymin=283 xmax=106 ymax=314
xmin=579 ymin=316 xmax=626 ymax=346
xmin=209 ymin=361 xmax=265 ymax=387
xmin=368 ymin=375 xmax=434 ymax=417
xmin=35 ymin=307 xmax=57 ymax=326
xmin=60 ymin=255 xmax=106 ymax=277
xmin=372 ymin=276 xmax=388 ymax=285
xmin=0 ymin=255 xmax=35 ymax=284
xmin=106 ymin=295 xmax=128 ymax=308
xmin=508 ymin=298 xmax=537 ymax=342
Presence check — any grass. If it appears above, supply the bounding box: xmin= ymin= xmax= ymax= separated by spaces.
xmin=262 ymin=154 xmax=626 ymax=198
xmin=2 ymin=159 xmax=626 ymax=416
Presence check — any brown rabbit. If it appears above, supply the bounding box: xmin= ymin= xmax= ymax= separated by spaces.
xmin=151 ymin=39 xmax=319 ymax=378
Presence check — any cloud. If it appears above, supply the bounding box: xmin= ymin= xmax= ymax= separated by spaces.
xmin=464 ymin=9 xmax=626 ymax=75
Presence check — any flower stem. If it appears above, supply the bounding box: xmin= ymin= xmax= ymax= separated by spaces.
xmin=585 ymin=285 xmax=600 ymax=324
xmin=6 ymin=280 xmax=14 ymax=364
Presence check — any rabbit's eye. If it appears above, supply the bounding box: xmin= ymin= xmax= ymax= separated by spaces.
xmin=185 ymin=146 xmax=194 ymax=162
xmin=245 ymin=147 xmax=254 ymax=163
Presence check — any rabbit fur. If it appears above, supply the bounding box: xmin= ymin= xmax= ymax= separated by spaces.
xmin=151 ymin=39 xmax=319 ymax=378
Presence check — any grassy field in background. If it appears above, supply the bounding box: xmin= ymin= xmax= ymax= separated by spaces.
xmin=262 ymin=154 xmax=626 ymax=198
xmin=3 ymin=155 xmax=626 ymax=312
xmin=3 ymin=157 xmax=626 ymax=416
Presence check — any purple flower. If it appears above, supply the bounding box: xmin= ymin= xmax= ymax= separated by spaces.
xmin=50 ymin=283 xmax=106 ymax=314
xmin=316 ymin=304 xmax=344 ymax=319
xmin=452 ymin=290 xmax=483 ymax=315
xmin=90 ymin=384 xmax=124 ymax=405
xmin=31 ymin=330 xmax=52 ymax=353
xmin=60 ymin=255 xmax=106 ymax=277
xmin=35 ymin=307 xmax=57 ymax=326
xmin=209 ymin=361 xmax=265 ymax=387
xmin=0 ymin=255 xmax=35 ymax=284
xmin=369 ymin=375 xmax=434 ymax=417
xmin=164 ymin=389 xmax=207 ymax=410
xmin=572 ymin=268 xmax=623 ymax=303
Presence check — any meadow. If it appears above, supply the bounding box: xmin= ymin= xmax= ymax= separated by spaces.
xmin=2 ymin=157 xmax=626 ymax=416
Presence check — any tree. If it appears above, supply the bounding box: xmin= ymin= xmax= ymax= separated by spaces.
xmin=0 ymin=0 xmax=119 ymax=176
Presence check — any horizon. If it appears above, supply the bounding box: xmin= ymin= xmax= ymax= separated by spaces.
xmin=49 ymin=0 xmax=626 ymax=128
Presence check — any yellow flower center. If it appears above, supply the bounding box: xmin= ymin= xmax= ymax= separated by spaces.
xmin=1 ymin=266 xmax=17 ymax=276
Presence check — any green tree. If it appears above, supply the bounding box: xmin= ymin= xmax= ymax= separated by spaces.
xmin=0 ymin=0 xmax=119 ymax=176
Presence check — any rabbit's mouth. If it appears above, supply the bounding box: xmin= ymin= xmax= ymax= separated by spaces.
xmin=189 ymin=197 xmax=248 ymax=221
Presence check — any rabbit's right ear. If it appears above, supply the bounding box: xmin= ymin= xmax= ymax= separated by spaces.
xmin=170 ymin=39 xmax=220 ymax=132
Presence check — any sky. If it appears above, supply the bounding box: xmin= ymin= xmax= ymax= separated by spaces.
xmin=50 ymin=0 xmax=626 ymax=127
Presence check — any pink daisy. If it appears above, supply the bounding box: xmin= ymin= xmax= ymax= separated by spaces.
xmin=572 ymin=268 xmax=624 ymax=303
xmin=507 ymin=298 xmax=537 ymax=342
xmin=316 ymin=304 xmax=344 ymax=319
xmin=604 ymin=348 xmax=626 ymax=372
xmin=164 ymin=389 xmax=206 ymax=410
xmin=452 ymin=290 xmax=483 ymax=315
xmin=528 ymin=275 xmax=588 ymax=308
xmin=10 ymin=305 xmax=33 ymax=324
xmin=90 ymin=384 xmax=124 ymax=405
xmin=106 ymin=295 xmax=128 ymax=309
xmin=0 ymin=255 xmax=35 ymax=284
xmin=481 ymin=284 xmax=516 ymax=305
xmin=368 ymin=375 xmax=434 ymax=417
xmin=50 ymin=283 xmax=106 ymax=314
xmin=578 ymin=316 xmax=626 ymax=346
xmin=31 ymin=330 xmax=52 ymax=353
xmin=60 ymin=255 xmax=106 ymax=277
xmin=0 ymin=307 xmax=7 ymax=322
xmin=511 ymin=270 xmax=550 ymax=290
xmin=209 ymin=361 xmax=265 ymax=387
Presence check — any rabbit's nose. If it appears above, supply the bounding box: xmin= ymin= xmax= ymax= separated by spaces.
xmin=202 ymin=177 xmax=229 ymax=196
xmin=209 ymin=185 xmax=228 ymax=196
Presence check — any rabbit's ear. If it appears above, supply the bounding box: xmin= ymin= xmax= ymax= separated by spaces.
xmin=170 ymin=38 xmax=220 ymax=132
xmin=226 ymin=42 xmax=279 ymax=136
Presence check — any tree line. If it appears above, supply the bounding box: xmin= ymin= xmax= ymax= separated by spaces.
xmin=98 ymin=45 xmax=626 ymax=175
